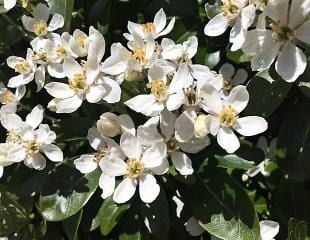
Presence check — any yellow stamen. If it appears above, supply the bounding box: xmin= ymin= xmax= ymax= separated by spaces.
xmin=219 ymin=105 xmax=238 ymax=127
xmin=142 ymin=22 xmax=155 ymax=32
xmin=0 ymin=90 xmax=15 ymax=104
xmin=150 ymin=80 xmax=168 ymax=101
xmin=126 ymin=158 xmax=144 ymax=178
xmin=33 ymin=20 xmax=48 ymax=36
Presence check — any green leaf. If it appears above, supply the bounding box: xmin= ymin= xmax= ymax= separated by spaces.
xmin=63 ymin=210 xmax=83 ymax=240
xmin=226 ymin=50 xmax=251 ymax=64
xmin=181 ymin=167 xmax=260 ymax=240
xmin=214 ymin=154 xmax=255 ymax=170
xmin=47 ymin=0 xmax=75 ymax=31
xmin=0 ymin=192 xmax=29 ymax=236
xmin=92 ymin=196 xmax=130 ymax=235
xmin=245 ymin=69 xmax=292 ymax=117
xmin=37 ymin=165 xmax=100 ymax=221
xmin=141 ymin=190 xmax=170 ymax=240
xmin=277 ymin=102 xmax=310 ymax=182
xmin=288 ymin=218 xmax=310 ymax=240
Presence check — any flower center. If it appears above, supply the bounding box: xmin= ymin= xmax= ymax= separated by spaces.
xmin=33 ymin=20 xmax=48 ymax=36
xmin=56 ymin=46 xmax=67 ymax=59
xmin=24 ymin=140 xmax=40 ymax=155
xmin=131 ymin=48 xmax=146 ymax=64
xmin=94 ymin=148 xmax=109 ymax=163
xmin=177 ymin=53 xmax=192 ymax=64
xmin=14 ymin=59 xmax=31 ymax=74
xmin=142 ymin=22 xmax=155 ymax=32
xmin=21 ymin=0 xmax=29 ymax=8
xmin=271 ymin=22 xmax=295 ymax=43
xmin=33 ymin=50 xmax=48 ymax=63
xmin=165 ymin=137 xmax=179 ymax=154
xmin=222 ymin=78 xmax=232 ymax=91
xmin=6 ymin=131 xmax=21 ymax=144
xmin=183 ymin=86 xmax=200 ymax=106
xmin=69 ymin=73 xmax=87 ymax=91
xmin=0 ymin=90 xmax=15 ymax=104
xmin=126 ymin=158 xmax=144 ymax=178
xmin=77 ymin=35 xmax=87 ymax=48
xmin=150 ymin=80 xmax=168 ymax=101
xmin=221 ymin=0 xmax=240 ymax=19
xmin=219 ymin=105 xmax=238 ymax=127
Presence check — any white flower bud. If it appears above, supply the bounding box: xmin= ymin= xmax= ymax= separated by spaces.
xmin=194 ymin=114 xmax=210 ymax=139
xmin=97 ymin=112 xmax=122 ymax=137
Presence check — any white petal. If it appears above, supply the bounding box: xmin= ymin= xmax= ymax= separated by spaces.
xmin=101 ymin=77 xmax=121 ymax=103
xmin=26 ymin=153 xmax=46 ymax=170
xmin=41 ymin=144 xmax=63 ymax=162
xmin=289 ymin=0 xmax=310 ymax=28
xmin=259 ymin=220 xmax=279 ymax=240
xmin=178 ymin=136 xmax=210 ymax=154
xmin=4 ymin=0 xmax=16 ymax=10
xmin=171 ymin=152 xmax=193 ymax=175
xmin=47 ymin=63 xmax=66 ymax=79
xmin=159 ymin=108 xmax=176 ymax=138
xmin=219 ymin=63 xmax=235 ymax=79
xmin=87 ymin=127 xmax=106 ymax=151
xmin=99 ymin=156 xmax=127 ymax=176
xmin=242 ymin=29 xmax=272 ymax=55
xmin=36 ymin=124 xmax=56 ymax=144
xmin=63 ymin=58 xmax=83 ymax=79
xmin=225 ymin=85 xmax=249 ymax=113
xmin=88 ymin=26 xmax=106 ymax=62
xmin=174 ymin=109 xmax=195 ymax=142
xmin=139 ymin=174 xmax=160 ymax=203
xmin=151 ymin=157 xmax=169 ymax=175
xmin=154 ymin=8 xmax=166 ymax=33
xmin=141 ymin=142 xmax=166 ymax=168
xmin=113 ymin=178 xmax=137 ymax=203
xmin=26 ymin=104 xmax=44 ymax=129
xmin=86 ymin=85 xmax=105 ymax=103
xmin=119 ymin=114 xmax=135 ymax=135
xmin=48 ymin=14 xmax=64 ymax=31
xmin=200 ymin=84 xmax=222 ymax=114
xmin=296 ymin=20 xmax=310 ymax=44
xmin=240 ymin=4 xmax=256 ymax=29
xmin=217 ymin=127 xmax=240 ymax=153
xmin=275 ymin=42 xmax=307 ymax=82
xmin=166 ymin=93 xmax=184 ymax=111
xmin=33 ymin=3 xmax=50 ymax=21
xmin=0 ymin=113 xmax=23 ymax=130
xmin=169 ymin=63 xmax=192 ymax=93
xmin=99 ymin=174 xmax=115 ymax=199
xmin=230 ymin=17 xmax=246 ymax=51
xmin=120 ymin=133 xmax=142 ymax=159
xmin=21 ymin=16 xmax=36 ymax=32
xmin=204 ymin=13 xmax=229 ymax=36
xmin=125 ymin=94 xmax=159 ymax=116
xmin=74 ymin=154 xmax=97 ymax=173
xmin=137 ymin=126 xmax=163 ymax=147
xmin=157 ymin=17 xmax=175 ymax=37
xmin=8 ymin=74 xmax=34 ymax=88
xmin=234 ymin=116 xmax=268 ymax=136
xmin=34 ymin=66 xmax=45 ymax=92
xmin=183 ymin=36 xmax=198 ymax=59
xmin=264 ymin=0 xmax=289 ymax=23
xmin=0 ymin=166 xmax=3 ymax=178
xmin=251 ymin=44 xmax=279 ymax=71
xmin=55 ymin=95 xmax=83 ymax=113
xmin=232 ymin=69 xmax=248 ymax=85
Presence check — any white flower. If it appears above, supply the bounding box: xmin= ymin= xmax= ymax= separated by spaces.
xmin=242 ymin=0 xmax=310 ymax=82
xmin=123 ymin=8 xmax=175 ymax=41
xmin=202 ymin=84 xmax=268 ymax=153
xmin=0 ymin=0 xmax=16 ymax=12
xmin=22 ymin=3 xmax=64 ymax=37
xmin=259 ymin=220 xmax=279 ymax=240
xmin=204 ymin=0 xmax=256 ymax=51
xmin=217 ymin=63 xmax=248 ymax=95
xmin=0 ymin=142 xmax=25 ymax=178
xmin=100 ymin=132 xmax=168 ymax=203
xmin=7 ymin=49 xmax=37 ymax=89
xmin=0 ymin=86 xmax=26 ymax=116
xmin=45 ymin=58 xmax=121 ymax=113
xmin=246 ymin=137 xmax=277 ymax=177
xmin=101 ymin=34 xmax=156 ymax=82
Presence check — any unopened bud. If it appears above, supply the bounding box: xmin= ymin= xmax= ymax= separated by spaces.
xmin=97 ymin=112 xmax=121 ymax=137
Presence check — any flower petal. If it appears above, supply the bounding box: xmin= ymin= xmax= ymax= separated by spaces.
xmin=204 ymin=13 xmax=229 ymax=36
xmin=259 ymin=220 xmax=279 ymax=240
xmin=74 ymin=154 xmax=97 ymax=174
xmin=296 ymin=20 xmax=310 ymax=44
xmin=99 ymin=156 xmax=127 ymax=176
xmin=26 ymin=104 xmax=44 ymax=129
xmin=120 ymin=132 xmax=142 ymax=159
xmin=41 ymin=144 xmax=63 ymax=162
xmin=139 ymin=174 xmax=160 ymax=203
xmin=171 ymin=152 xmax=193 ymax=175
xmin=200 ymin=84 xmax=222 ymax=114
xmin=174 ymin=108 xmax=195 ymax=142
xmin=45 ymin=82 xmax=75 ymax=98
xmin=234 ymin=116 xmax=268 ymax=136
xmin=217 ymin=127 xmax=240 ymax=153
xmin=141 ymin=142 xmax=166 ymax=168
xmin=99 ymin=174 xmax=115 ymax=199
xmin=225 ymin=85 xmax=249 ymax=113
xmin=48 ymin=14 xmax=64 ymax=31
xmin=137 ymin=126 xmax=163 ymax=147
xmin=55 ymin=95 xmax=83 ymax=113
xmin=113 ymin=177 xmax=137 ymax=203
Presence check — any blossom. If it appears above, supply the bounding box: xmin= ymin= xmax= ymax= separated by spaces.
xmin=0 ymin=0 xmax=16 ymax=12
xmin=258 ymin=220 xmax=279 ymax=240
xmin=202 ymin=84 xmax=268 ymax=153
xmin=22 ymin=3 xmax=64 ymax=37
xmin=0 ymin=86 xmax=26 ymax=116
xmin=123 ymin=8 xmax=175 ymax=41
xmin=100 ymin=132 xmax=168 ymax=203
xmin=242 ymin=0 xmax=310 ymax=82
xmin=204 ymin=0 xmax=256 ymax=50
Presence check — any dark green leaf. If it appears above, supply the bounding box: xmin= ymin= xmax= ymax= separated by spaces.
xmin=288 ymin=218 xmax=310 ymax=240
xmin=63 ymin=210 xmax=83 ymax=240
xmin=214 ymin=154 xmax=255 ymax=170
xmin=37 ymin=165 xmax=100 ymax=221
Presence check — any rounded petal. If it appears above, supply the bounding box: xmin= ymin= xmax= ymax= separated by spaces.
xmin=1 ymin=113 xmax=23 ymax=130
xmin=159 ymin=108 xmax=176 ymax=138
xmin=275 ymin=42 xmax=307 ymax=82
xmin=63 ymin=58 xmax=83 ymax=79
xmin=200 ymin=84 xmax=223 ymax=114
xmin=41 ymin=144 xmax=63 ymax=162
xmin=154 ymin=8 xmax=166 ymax=33
xmin=232 ymin=69 xmax=248 ymax=85
xmin=137 ymin=126 xmax=163 ymax=147
xmin=139 ymin=174 xmax=160 ymax=203
xmin=234 ymin=116 xmax=268 ymax=136
xmin=74 ymin=154 xmax=97 ymax=173
xmin=113 ymin=178 xmax=137 ymax=203
xmin=33 ymin=3 xmax=50 ymax=21
xmin=119 ymin=114 xmax=135 ymax=135
xmin=99 ymin=174 xmax=115 ymax=199
xmin=101 ymin=77 xmax=121 ymax=103
xmin=289 ymin=0 xmax=310 ymax=28
xmin=169 ymin=63 xmax=192 ymax=93
xmin=125 ymin=94 xmax=161 ymax=116
xmin=219 ymin=63 xmax=235 ymax=80
xmin=174 ymin=109 xmax=195 ymax=142
xmin=99 ymin=156 xmax=127 ymax=176
xmin=26 ymin=153 xmax=46 ymax=170
xmin=141 ymin=142 xmax=167 ymax=168
xmin=120 ymin=133 xmax=142 ymax=159
xmin=296 ymin=20 xmax=310 ymax=44
xmin=217 ymin=127 xmax=240 ymax=153
xmin=87 ymin=127 xmax=106 ymax=151
xmin=204 ymin=13 xmax=229 ymax=36
xmin=45 ymin=82 xmax=75 ymax=98
xmin=48 ymin=14 xmax=64 ymax=31
xmin=26 ymin=104 xmax=44 ymax=129
xmin=225 ymin=85 xmax=249 ymax=113
xmin=178 ymin=136 xmax=210 ymax=154
xmin=171 ymin=152 xmax=193 ymax=175
xmin=55 ymin=95 xmax=83 ymax=113
xmin=259 ymin=220 xmax=279 ymax=240
xmin=21 ymin=16 xmax=36 ymax=32
xmin=166 ymin=93 xmax=184 ymax=111
xmin=86 ymin=85 xmax=105 ymax=103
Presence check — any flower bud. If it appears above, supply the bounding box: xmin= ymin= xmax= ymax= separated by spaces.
xmin=97 ymin=112 xmax=122 ymax=137
xmin=194 ymin=114 xmax=210 ymax=139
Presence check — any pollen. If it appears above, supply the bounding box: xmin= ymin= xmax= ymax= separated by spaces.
xmin=270 ymin=22 xmax=295 ymax=43
xmin=126 ymin=158 xmax=144 ymax=178
xmin=218 ymin=105 xmax=238 ymax=127
xmin=56 ymin=46 xmax=67 ymax=58
xmin=131 ymin=48 xmax=146 ymax=64
xmin=150 ymin=80 xmax=168 ymax=101
xmin=183 ymin=86 xmax=199 ymax=106
xmin=222 ymin=79 xmax=232 ymax=91
xmin=0 ymin=90 xmax=15 ymax=104
xmin=69 ymin=73 xmax=87 ymax=91
xmin=94 ymin=148 xmax=109 ymax=163
xmin=33 ymin=50 xmax=48 ymax=63
xmin=142 ymin=22 xmax=155 ymax=32
xmin=33 ymin=20 xmax=48 ymax=36
xmin=76 ymin=35 xmax=87 ymax=48
xmin=14 ymin=59 xmax=31 ymax=74
xmin=24 ymin=140 xmax=40 ymax=155
xmin=6 ymin=131 xmax=21 ymax=144
xmin=165 ymin=137 xmax=179 ymax=154
xmin=221 ymin=0 xmax=240 ymax=19
xmin=177 ymin=53 xmax=191 ymax=64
